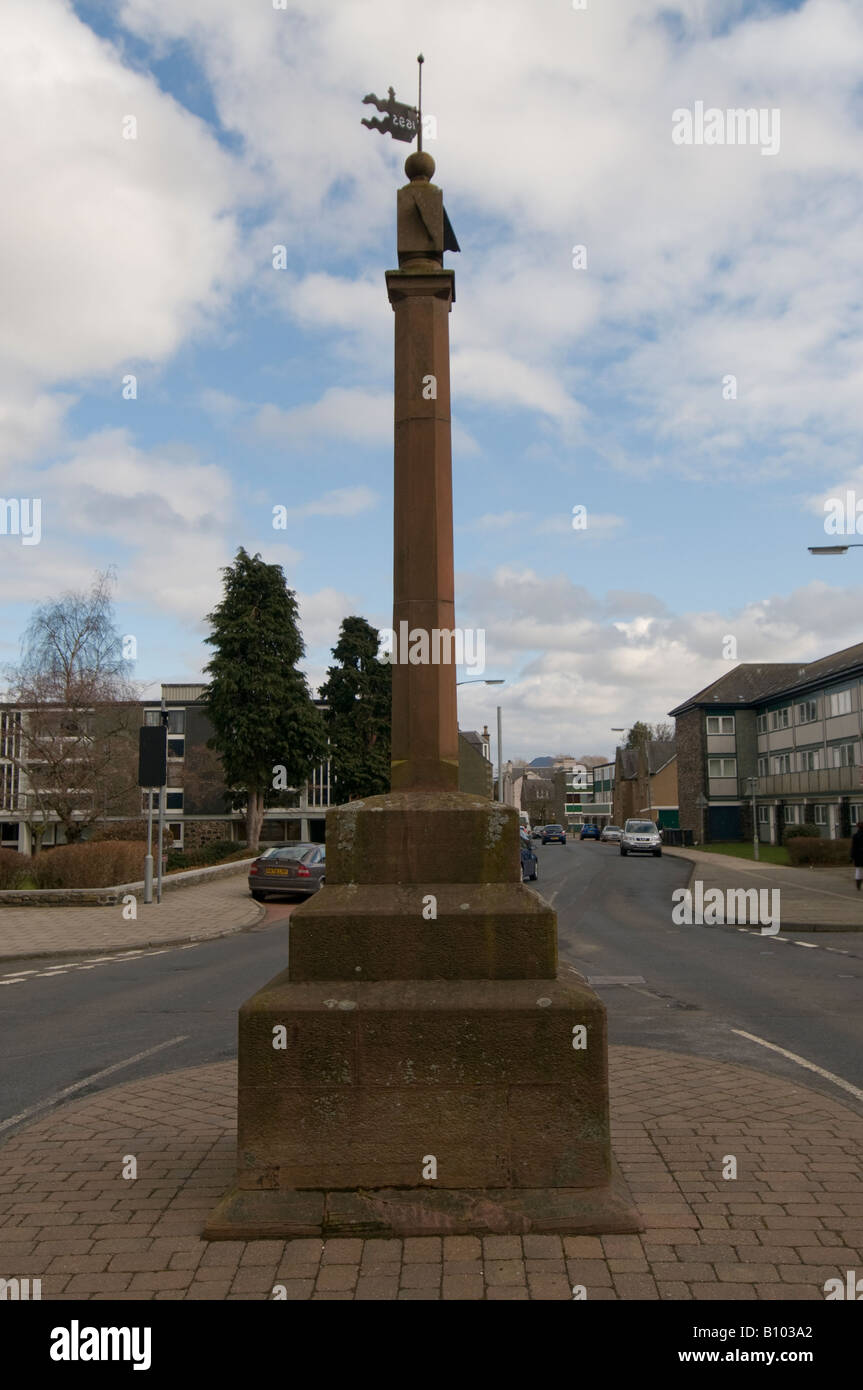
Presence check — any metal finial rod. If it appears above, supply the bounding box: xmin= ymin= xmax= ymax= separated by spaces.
xmin=417 ymin=54 xmax=424 ymax=153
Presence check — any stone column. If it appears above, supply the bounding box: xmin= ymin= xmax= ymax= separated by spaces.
xmin=205 ymin=152 xmax=639 ymax=1242
xmin=387 ymin=166 xmax=459 ymax=789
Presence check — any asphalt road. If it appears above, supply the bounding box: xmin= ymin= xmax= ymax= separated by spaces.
xmin=1 ymin=845 xmax=862 ymax=1139
xmin=540 ymin=838 xmax=863 ymax=1106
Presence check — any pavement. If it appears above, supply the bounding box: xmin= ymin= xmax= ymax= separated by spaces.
xmin=664 ymin=846 xmax=863 ymax=929
xmin=1 ymin=850 xmax=861 ymax=1301
xmin=0 ymin=1046 xmax=860 ymax=1300
xmin=0 ymin=876 xmax=262 ymax=962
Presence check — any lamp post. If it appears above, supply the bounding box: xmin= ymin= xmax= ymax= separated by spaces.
xmin=746 ymin=776 xmax=760 ymax=861
xmin=610 ymin=729 xmax=625 ymax=824
xmin=456 ymin=679 xmax=505 ymax=800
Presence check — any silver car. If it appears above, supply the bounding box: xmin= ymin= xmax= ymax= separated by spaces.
xmin=600 ymin=825 xmax=622 ymax=842
xmin=249 ymin=843 xmax=326 ymax=900
xmin=620 ymin=820 xmax=662 ymax=857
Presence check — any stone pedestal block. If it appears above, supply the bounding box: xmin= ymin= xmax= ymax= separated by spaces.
xmin=205 ymin=796 xmax=642 ymax=1239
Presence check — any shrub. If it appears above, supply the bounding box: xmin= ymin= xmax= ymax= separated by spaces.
xmin=786 ymin=836 xmax=851 ymax=867
xmin=783 ymin=822 xmax=820 ymax=844
xmin=28 ymin=841 xmax=148 ymax=889
xmin=90 ymin=819 xmax=149 ymax=842
xmin=166 ymin=841 xmax=248 ymax=873
xmin=0 ymin=848 xmax=27 ymax=889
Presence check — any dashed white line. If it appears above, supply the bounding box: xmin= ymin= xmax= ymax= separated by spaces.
xmin=794 ymin=941 xmax=818 ymax=948
xmin=731 ymin=1028 xmax=863 ymax=1104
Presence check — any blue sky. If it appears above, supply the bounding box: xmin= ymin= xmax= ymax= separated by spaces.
xmin=1 ymin=0 xmax=861 ymax=759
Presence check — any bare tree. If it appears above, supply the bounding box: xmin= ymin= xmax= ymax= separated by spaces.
xmin=4 ymin=571 xmax=142 ymax=846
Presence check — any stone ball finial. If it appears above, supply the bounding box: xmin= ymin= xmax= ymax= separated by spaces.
xmin=405 ymin=149 xmax=435 ymax=182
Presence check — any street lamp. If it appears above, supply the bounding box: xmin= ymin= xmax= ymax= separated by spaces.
xmin=809 ymin=544 xmax=863 ymax=555
xmin=456 ymin=680 xmax=506 ymax=801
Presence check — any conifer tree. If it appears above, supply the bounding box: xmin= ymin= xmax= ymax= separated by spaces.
xmin=319 ymin=616 xmax=390 ymax=801
xmin=203 ymin=548 xmax=324 ymax=849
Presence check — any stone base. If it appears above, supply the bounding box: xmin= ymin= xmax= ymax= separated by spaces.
xmin=204 ymin=1161 xmax=642 ymax=1240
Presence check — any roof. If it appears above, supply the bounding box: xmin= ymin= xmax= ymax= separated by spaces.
xmin=617 ymin=740 xmax=676 ymax=780
xmin=668 ymin=640 xmax=863 ymax=716
xmin=460 ymin=729 xmax=485 ymax=750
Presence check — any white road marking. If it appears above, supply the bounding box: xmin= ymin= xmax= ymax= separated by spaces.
xmin=0 ymin=938 xmax=201 ymax=985
xmin=0 ymin=1035 xmax=189 ymax=1134
xmin=794 ymin=941 xmax=818 ymax=948
xmin=825 ymin=948 xmax=851 ymax=955
xmin=731 ymin=1028 xmax=863 ymax=1104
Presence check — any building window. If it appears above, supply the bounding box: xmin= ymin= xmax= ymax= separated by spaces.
xmin=851 ymin=804 xmax=863 ymax=823
xmin=706 ymin=715 xmax=735 ymax=735
xmin=757 ymin=757 xmax=768 ymax=777
xmin=814 ymin=805 xmax=828 ymax=825
xmin=167 ymin=821 xmax=184 ymax=846
xmin=770 ymin=708 xmax=790 ymax=730
xmin=167 ymin=738 xmax=185 ymax=759
xmin=708 ymin=757 xmax=737 ymax=777
xmin=827 ymin=689 xmax=852 ymax=718
xmin=0 ymin=710 xmax=22 ymax=759
xmin=797 ymin=749 xmax=821 ymax=771
xmin=830 ymin=742 xmax=858 ymax=768
xmin=771 ymin=754 xmax=792 ymax=774
xmin=143 ymin=709 xmax=186 ymax=733
xmin=0 ymin=762 xmax=19 ymax=812
xmin=784 ymin=804 xmax=800 ymax=824
xmin=165 ymin=791 xmax=184 ymax=811
xmin=756 ymin=713 xmax=767 ymax=734
xmin=757 ymin=805 xmax=770 ymax=824
xmin=797 ymin=700 xmax=818 ymax=724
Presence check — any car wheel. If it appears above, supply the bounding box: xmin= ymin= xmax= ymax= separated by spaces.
xmin=653 ymin=849 xmax=662 ymax=857
xmin=251 ymin=890 xmax=268 ymax=901
xmin=620 ymin=847 xmax=627 ymax=856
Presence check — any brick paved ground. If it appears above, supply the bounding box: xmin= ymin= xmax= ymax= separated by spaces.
xmin=664 ymin=847 xmax=863 ymax=929
xmin=1 ymin=1046 xmax=860 ymax=1300
xmin=0 ymin=876 xmax=263 ymax=962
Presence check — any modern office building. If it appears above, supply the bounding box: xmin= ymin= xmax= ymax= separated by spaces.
xmin=1 ymin=683 xmax=495 ymax=852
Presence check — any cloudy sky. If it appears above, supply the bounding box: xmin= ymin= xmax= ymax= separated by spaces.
xmin=2 ymin=0 xmax=861 ymax=760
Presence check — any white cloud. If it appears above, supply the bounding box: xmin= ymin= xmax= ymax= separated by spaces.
xmin=254 ymin=388 xmax=390 ymax=445
xmin=1 ymin=0 xmax=245 ymax=385
xmin=294 ymin=486 xmax=378 ymax=518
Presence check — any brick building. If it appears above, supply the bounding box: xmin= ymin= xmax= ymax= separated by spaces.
xmin=670 ymin=641 xmax=863 ymax=844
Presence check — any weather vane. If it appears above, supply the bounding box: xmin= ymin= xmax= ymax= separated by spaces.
xmin=361 ymin=54 xmax=424 ymax=148
xmin=361 ymin=55 xmax=459 ymax=254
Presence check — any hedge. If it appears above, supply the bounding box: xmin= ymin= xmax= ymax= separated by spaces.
xmin=786 ymin=836 xmax=851 ymax=867
xmin=0 ymin=841 xmax=148 ymax=889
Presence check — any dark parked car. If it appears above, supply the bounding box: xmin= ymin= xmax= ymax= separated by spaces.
xmin=579 ymin=824 xmax=600 ymax=840
xmin=248 ymin=843 xmax=326 ymax=900
xmin=541 ymin=824 xmax=567 ymax=845
xmin=520 ymin=830 xmax=538 ymax=881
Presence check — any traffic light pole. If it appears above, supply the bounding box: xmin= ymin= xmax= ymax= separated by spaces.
xmin=156 ymin=703 xmax=168 ymax=904
xmin=144 ymin=789 xmax=154 ymax=904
